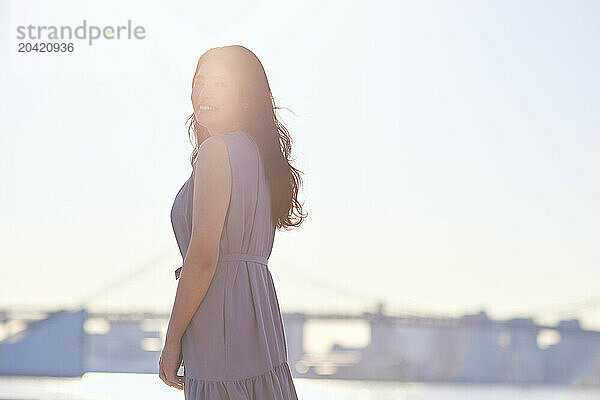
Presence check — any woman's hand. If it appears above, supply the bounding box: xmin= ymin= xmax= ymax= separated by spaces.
xmin=159 ymin=340 xmax=185 ymax=390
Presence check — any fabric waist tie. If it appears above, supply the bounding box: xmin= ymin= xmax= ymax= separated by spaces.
xmin=175 ymin=252 xmax=268 ymax=280
xmin=219 ymin=252 xmax=268 ymax=266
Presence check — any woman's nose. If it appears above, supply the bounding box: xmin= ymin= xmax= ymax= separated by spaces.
xmin=197 ymin=85 xmax=215 ymax=97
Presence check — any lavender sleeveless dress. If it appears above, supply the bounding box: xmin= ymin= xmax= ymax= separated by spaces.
xmin=170 ymin=130 xmax=299 ymax=399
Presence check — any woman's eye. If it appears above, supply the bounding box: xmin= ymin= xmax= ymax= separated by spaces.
xmin=193 ymin=80 xmax=225 ymax=88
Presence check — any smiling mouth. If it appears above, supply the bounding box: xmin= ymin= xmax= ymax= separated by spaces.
xmin=197 ymin=105 xmax=218 ymax=111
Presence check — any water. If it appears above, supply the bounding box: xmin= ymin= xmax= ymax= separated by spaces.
xmin=1 ymin=374 xmax=599 ymax=400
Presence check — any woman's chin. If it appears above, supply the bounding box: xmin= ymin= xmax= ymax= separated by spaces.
xmin=194 ymin=114 xmax=216 ymax=127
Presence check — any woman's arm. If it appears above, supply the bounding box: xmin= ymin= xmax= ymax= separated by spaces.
xmin=165 ymin=135 xmax=232 ymax=346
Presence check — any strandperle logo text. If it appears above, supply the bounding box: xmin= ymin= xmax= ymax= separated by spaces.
xmin=16 ymin=19 xmax=146 ymax=46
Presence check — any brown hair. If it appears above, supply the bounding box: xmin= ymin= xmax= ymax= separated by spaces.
xmin=186 ymin=45 xmax=307 ymax=230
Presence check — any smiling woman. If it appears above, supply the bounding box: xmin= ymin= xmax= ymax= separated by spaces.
xmin=191 ymin=60 xmax=247 ymax=137
xmin=162 ymin=45 xmax=306 ymax=400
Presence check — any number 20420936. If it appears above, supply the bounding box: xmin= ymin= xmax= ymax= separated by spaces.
xmin=18 ymin=42 xmax=74 ymax=52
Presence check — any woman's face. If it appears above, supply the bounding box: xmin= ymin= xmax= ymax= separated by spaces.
xmin=191 ymin=58 xmax=246 ymax=136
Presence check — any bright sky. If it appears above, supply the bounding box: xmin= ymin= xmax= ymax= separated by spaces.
xmin=1 ymin=0 xmax=600 ymax=336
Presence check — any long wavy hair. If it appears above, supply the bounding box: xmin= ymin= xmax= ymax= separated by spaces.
xmin=185 ymin=45 xmax=307 ymax=230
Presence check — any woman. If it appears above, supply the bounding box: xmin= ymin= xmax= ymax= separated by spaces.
xmin=159 ymin=45 xmax=307 ymax=399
